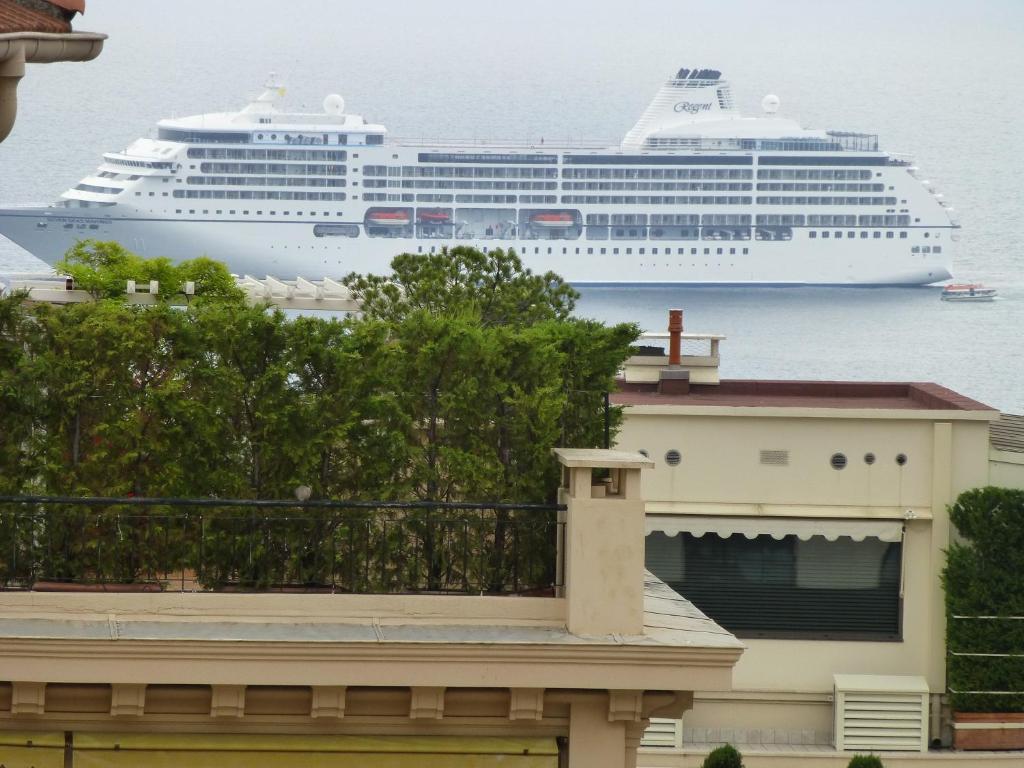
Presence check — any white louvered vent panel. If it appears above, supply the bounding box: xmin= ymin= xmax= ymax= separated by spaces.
xmin=834 ymin=675 xmax=929 ymax=753
xmin=641 ymin=718 xmax=682 ymax=748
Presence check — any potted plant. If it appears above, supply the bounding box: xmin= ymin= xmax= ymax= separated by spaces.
xmin=944 ymin=487 xmax=1024 ymax=749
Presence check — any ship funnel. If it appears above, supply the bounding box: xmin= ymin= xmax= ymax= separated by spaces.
xmin=622 ymin=68 xmax=738 ymax=149
xmin=239 ymin=74 xmax=287 ymax=117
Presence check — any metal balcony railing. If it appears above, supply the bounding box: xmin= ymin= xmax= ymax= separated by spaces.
xmin=0 ymin=497 xmax=565 ymax=596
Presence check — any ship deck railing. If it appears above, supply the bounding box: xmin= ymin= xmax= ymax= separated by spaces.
xmin=389 ymin=136 xmax=616 ymax=150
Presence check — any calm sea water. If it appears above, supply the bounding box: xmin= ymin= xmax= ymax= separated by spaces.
xmin=1 ymin=0 xmax=1021 ymax=410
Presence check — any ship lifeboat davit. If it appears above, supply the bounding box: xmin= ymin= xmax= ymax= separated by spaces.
xmin=530 ymin=212 xmax=575 ymax=229
xmin=417 ymin=209 xmax=451 ymax=223
xmin=366 ymin=210 xmax=411 ymax=227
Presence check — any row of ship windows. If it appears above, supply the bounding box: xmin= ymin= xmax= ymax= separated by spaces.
xmin=186 ymin=148 xmax=348 ymax=161
xmin=361 ymin=192 xmax=903 ymax=206
xmin=808 ymin=231 xmax=940 ymax=244
xmin=365 ymin=166 xmax=755 ymax=180
xmin=757 ymin=196 xmax=897 ymax=206
xmin=755 ymin=183 xmax=884 ymax=192
xmin=105 ymin=158 xmax=174 ymax=170
xmin=172 ymin=191 xmax=348 ymax=201
xmin=757 ymin=169 xmax=874 ymax=180
xmin=364 ymin=165 xmax=557 ymax=179
xmin=363 ymin=167 xmax=878 ymax=181
xmin=198 ymin=163 xmax=347 ymax=175
xmin=367 ymin=180 xmax=755 ymax=192
xmin=363 ymin=180 xmax=559 ymax=190
xmin=420 ymin=244 xmax=755 ymax=257
xmin=360 ymin=193 xmax=760 ymax=205
xmin=563 ymin=168 xmax=749 ymax=179
xmin=186 ymin=177 xmax=348 ymax=188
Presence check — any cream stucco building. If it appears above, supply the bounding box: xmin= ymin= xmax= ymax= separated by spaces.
xmin=0 ymin=450 xmax=743 ymax=768
xmin=612 ymin=312 xmax=1023 ymax=767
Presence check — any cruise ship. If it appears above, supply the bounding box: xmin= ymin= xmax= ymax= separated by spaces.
xmin=0 ymin=68 xmax=957 ymax=285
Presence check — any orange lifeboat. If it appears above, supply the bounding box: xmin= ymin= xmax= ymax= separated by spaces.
xmin=366 ymin=210 xmax=411 ymax=227
xmin=530 ymin=212 xmax=575 ymax=228
xmin=417 ymin=209 xmax=451 ymax=223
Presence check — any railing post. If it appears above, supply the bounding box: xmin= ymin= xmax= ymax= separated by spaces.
xmin=553 ymin=449 xmax=654 ymax=636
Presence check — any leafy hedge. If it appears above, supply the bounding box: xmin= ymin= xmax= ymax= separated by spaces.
xmin=0 ymin=241 xmax=636 ymax=503
xmin=944 ymin=487 xmax=1024 ymax=712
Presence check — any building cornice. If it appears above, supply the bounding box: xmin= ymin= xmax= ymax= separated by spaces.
xmin=0 ymin=636 xmax=742 ymax=691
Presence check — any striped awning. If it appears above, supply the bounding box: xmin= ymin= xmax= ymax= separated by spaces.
xmin=646 ymin=515 xmax=904 ymax=542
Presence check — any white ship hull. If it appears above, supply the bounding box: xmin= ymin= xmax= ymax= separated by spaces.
xmin=0 ymin=208 xmax=952 ymax=285
xmin=0 ymin=68 xmax=960 ymax=286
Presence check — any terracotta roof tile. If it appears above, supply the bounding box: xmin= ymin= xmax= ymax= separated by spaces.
xmin=0 ymin=0 xmax=72 ymax=34
xmin=48 ymin=0 xmax=85 ymax=13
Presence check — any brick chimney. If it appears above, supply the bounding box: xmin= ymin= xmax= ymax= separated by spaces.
xmin=658 ymin=309 xmax=690 ymax=395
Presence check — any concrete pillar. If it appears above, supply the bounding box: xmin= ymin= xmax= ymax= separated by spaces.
xmin=568 ymin=694 xmax=628 ymax=768
xmin=928 ymin=422 xmax=953 ymax=719
xmin=553 ymin=449 xmax=654 ymax=637
xmin=0 ymin=45 xmax=26 ymax=143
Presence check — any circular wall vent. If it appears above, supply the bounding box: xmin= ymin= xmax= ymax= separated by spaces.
xmin=665 ymin=449 xmax=682 ymax=467
xmin=830 ymin=453 xmax=848 ymax=470
xmin=896 ymin=453 xmax=908 ymax=466
xmin=864 ymin=452 xmax=876 ymax=465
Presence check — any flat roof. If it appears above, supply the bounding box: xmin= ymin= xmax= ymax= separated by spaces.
xmin=613 ymin=379 xmax=996 ymax=412
xmin=0 ymin=573 xmax=740 ymax=651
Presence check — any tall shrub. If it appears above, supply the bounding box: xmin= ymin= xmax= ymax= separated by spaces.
xmin=944 ymin=487 xmax=1024 ymax=712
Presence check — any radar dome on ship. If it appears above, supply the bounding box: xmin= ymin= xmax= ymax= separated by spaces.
xmin=323 ymin=94 xmax=345 ymax=115
xmin=762 ymin=94 xmax=780 ymax=114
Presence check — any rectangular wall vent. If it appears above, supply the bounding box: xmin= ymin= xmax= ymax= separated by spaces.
xmin=834 ymin=674 xmax=929 ymax=752
xmin=759 ymin=449 xmax=789 ymax=466
xmin=641 ymin=718 xmax=682 ymax=748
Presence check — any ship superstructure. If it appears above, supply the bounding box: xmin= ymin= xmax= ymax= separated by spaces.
xmin=0 ymin=69 xmax=957 ymax=284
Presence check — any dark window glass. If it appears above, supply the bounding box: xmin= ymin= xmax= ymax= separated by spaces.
xmin=158 ymin=128 xmax=252 ymax=144
xmin=564 ymin=155 xmax=752 ymax=165
xmin=646 ymin=532 xmax=902 ymax=640
xmin=418 ymin=153 xmax=557 ymax=164
xmin=758 ymin=156 xmax=889 ymax=166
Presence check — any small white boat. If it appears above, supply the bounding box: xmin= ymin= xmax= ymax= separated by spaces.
xmin=941 ymin=283 xmax=997 ymax=302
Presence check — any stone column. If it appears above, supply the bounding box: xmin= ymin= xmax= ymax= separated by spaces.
xmin=568 ymin=694 xmax=628 ymax=768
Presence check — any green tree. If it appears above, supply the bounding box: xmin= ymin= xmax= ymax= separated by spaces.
xmin=3 ymin=243 xmax=639 ymax=592
xmin=346 ymin=246 xmax=639 ymax=503
xmin=56 ymin=240 xmax=242 ymax=301
xmin=945 ymin=487 xmax=1024 ymax=712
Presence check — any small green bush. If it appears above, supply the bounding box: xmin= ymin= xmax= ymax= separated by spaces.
xmin=847 ymin=755 xmax=884 ymax=768
xmin=701 ymin=744 xmax=743 ymax=768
